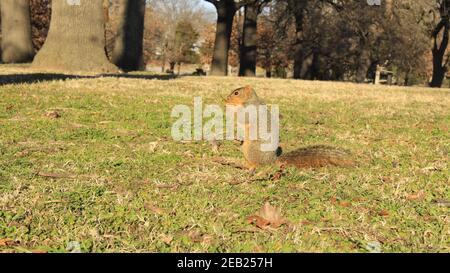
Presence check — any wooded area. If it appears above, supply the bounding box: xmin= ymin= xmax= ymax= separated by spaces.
xmin=0 ymin=0 xmax=450 ymax=87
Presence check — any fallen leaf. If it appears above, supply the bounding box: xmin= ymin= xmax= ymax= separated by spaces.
xmin=378 ymin=210 xmax=390 ymax=217
xmin=148 ymin=141 xmax=159 ymax=153
xmin=0 ymin=238 xmax=15 ymax=247
xmin=247 ymin=215 xmax=271 ymax=229
xmin=31 ymin=249 xmax=48 ymax=254
xmin=300 ymin=220 xmax=313 ymax=226
xmin=247 ymin=202 xmax=286 ymax=229
xmin=45 ymin=111 xmax=61 ymax=119
xmin=159 ymin=234 xmax=173 ymax=245
xmin=270 ymin=165 xmax=285 ymax=181
xmin=339 ymin=201 xmax=351 ymax=207
xmin=145 ymin=203 xmax=165 ymax=215
xmin=406 ymin=190 xmax=425 ymax=201
xmin=187 ymin=230 xmax=204 ymax=243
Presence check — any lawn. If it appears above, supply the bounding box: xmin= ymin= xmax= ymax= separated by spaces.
xmin=0 ymin=65 xmax=449 ymax=253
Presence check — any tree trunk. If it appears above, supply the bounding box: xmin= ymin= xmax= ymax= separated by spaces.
xmin=290 ymin=0 xmax=307 ymax=79
xmin=430 ymin=20 xmax=449 ymax=88
xmin=356 ymin=47 xmax=371 ymax=83
xmin=32 ymin=0 xmax=117 ymax=73
xmin=264 ymin=52 xmax=272 ymax=78
xmin=1 ymin=0 xmax=34 ymax=63
xmin=210 ymin=1 xmax=236 ymax=76
xmin=169 ymin=61 xmax=175 ymax=73
xmin=111 ymin=0 xmax=145 ymax=72
xmin=239 ymin=3 xmax=258 ymax=77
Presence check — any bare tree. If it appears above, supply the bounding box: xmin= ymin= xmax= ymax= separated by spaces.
xmin=205 ymin=0 xmax=253 ymax=76
xmin=430 ymin=0 xmax=450 ymax=87
xmin=285 ymin=0 xmax=308 ymax=79
xmin=239 ymin=0 xmax=270 ymax=77
xmin=151 ymin=0 xmax=205 ymax=72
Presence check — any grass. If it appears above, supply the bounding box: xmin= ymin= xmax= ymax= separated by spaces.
xmin=0 ymin=65 xmax=449 ymax=253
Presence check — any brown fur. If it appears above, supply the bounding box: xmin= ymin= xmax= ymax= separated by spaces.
xmin=225 ymin=86 xmax=356 ymax=170
xmin=277 ymin=145 xmax=355 ymax=169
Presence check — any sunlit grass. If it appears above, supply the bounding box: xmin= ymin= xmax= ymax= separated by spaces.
xmin=0 ymin=65 xmax=449 ymax=252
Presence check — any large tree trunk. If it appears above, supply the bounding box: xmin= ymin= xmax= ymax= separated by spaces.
xmin=430 ymin=20 xmax=449 ymax=88
xmin=210 ymin=1 xmax=236 ymax=76
xmin=239 ymin=3 xmax=258 ymax=77
xmin=355 ymin=46 xmax=371 ymax=83
xmin=290 ymin=0 xmax=307 ymax=79
xmin=32 ymin=0 xmax=117 ymax=73
xmin=111 ymin=0 xmax=145 ymax=72
xmin=1 ymin=0 xmax=34 ymax=63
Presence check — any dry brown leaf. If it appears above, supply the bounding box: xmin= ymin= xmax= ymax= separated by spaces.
xmin=159 ymin=234 xmax=173 ymax=245
xmin=148 ymin=141 xmax=159 ymax=153
xmin=339 ymin=201 xmax=351 ymax=207
xmin=45 ymin=111 xmax=61 ymax=119
xmin=247 ymin=215 xmax=271 ymax=229
xmin=31 ymin=249 xmax=48 ymax=254
xmin=406 ymin=190 xmax=425 ymax=201
xmin=145 ymin=203 xmax=165 ymax=215
xmin=248 ymin=202 xmax=286 ymax=229
xmin=378 ymin=210 xmax=390 ymax=217
xmin=0 ymin=238 xmax=15 ymax=247
xmin=270 ymin=165 xmax=285 ymax=181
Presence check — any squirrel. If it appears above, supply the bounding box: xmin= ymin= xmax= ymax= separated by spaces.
xmin=225 ymin=85 xmax=355 ymax=172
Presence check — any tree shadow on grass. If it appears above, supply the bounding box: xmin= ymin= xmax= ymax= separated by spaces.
xmin=0 ymin=73 xmax=179 ymax=86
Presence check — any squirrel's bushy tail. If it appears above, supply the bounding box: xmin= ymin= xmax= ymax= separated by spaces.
xmin=277 ymin=145 xmax=355 ymax=169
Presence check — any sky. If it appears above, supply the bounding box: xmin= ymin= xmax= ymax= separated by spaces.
xmin=199 ymin=1 xmax=217 ymax=22
xmin=200 ymin=1 xmax=216 ymax=12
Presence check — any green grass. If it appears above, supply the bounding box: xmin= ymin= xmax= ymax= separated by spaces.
xmin=0 ymin=66 xmax=449 ymax=253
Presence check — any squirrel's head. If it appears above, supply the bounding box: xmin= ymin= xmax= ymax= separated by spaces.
xmin=225 ymin=85 xmax=260 ymax=106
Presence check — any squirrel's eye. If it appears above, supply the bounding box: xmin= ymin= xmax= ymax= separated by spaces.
xmin=234 ymin=92 xmax=239 ymax=96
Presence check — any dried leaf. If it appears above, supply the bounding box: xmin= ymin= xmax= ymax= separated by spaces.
xmin=159 ymin=234 xmax=173 ymax=245
xmin=31 ymin=249 xmax=48 ymax=254
xmin=145 ymin=203 xmax=165 ymax=215
xmin=45 ymin=111 xmax=61 ymax=119
xmin=148 ymin=141 xmax=159 ymax=153
xmin=339 ymin=201 xmax=351 ymax=207
xmin=248 ymin=202 xmax=286 ymax=229
xmin=406 ymin=190 xmax=425 ymax=201
xmin=378 ymin=210 xmax=390 ymax=217
xmin=0 ymin=238 xmax=15 ymax=247
xmin=247 ymin=215 xmax=271 ymax=229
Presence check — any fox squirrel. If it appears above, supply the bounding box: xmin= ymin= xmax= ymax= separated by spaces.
xmin=225 ymin=86 xmax=355 ymax=171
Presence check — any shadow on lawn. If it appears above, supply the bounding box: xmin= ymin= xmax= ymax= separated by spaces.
xmin=0 ymin=73 xmax=179 ymax=86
